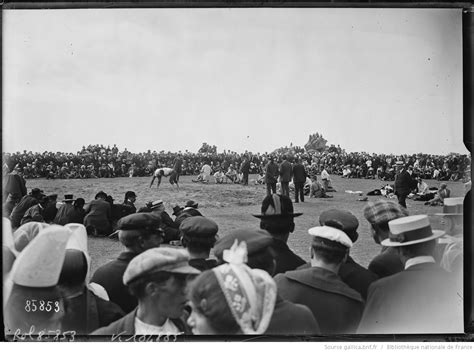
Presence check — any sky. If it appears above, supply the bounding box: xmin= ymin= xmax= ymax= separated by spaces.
xmin=3 ymin=8 xmax=467 ymax=156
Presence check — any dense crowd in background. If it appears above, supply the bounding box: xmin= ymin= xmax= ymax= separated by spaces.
xmin=2 ymin=143 xmax=471 ymax=182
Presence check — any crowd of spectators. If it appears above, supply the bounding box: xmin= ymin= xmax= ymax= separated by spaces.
xmin=2 ymin=144 xmax=471 ymax=183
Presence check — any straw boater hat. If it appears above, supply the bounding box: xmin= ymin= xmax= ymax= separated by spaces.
xmin=382 ymin=215 xmax=445 ymax=247
xmin=434 ymin=197 xmax=463 ymax=217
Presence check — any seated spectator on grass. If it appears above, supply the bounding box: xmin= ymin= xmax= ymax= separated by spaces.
xmin=150 ymin=200 xmax=180 ymax=243
xmin=42 ymin=194 xmax=58 ymax=223
xmin=425 ymin=183 xmax=450 ymax=206
xmin=309 ymin=176 xmax=333 ymax=198
xmin=213 ymin=169 xmax=226 ymax=184
xmin=20 ymin=194 xmax=49 ymax=226
xmin=84 ymin=191 xmax=112 ymax=236
xmin=225 ymin=164 xmax=238 ymax=183
xmin=10 ymin=188 xmax=44 ymax=229
xmin=54 ymin=194 xmax=76 ymax=225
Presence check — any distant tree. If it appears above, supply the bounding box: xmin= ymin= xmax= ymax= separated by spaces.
xmin=198 ymin=143 xmax=217 ymax=154
xmin=304 ymin=133 xmax=327 ymax=153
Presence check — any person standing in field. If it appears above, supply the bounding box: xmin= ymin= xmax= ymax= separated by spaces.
xmin=265 ymin=157 xmax=279 ymax=196
xmin=150 ymin=167 xmax=179 ymax=189
xmin=173 ymin=154 xmax=183 ymax=182
xmin=240 ymin=156 xmax=251 ymax=186
xmin=279 ymin=155 xmax=293 ymax=197
xmin=292 ymin=158 xmax=307 ymax=203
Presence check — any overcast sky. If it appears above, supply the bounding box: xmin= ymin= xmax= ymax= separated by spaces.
xmin=3 ymin=8 xmax=466 ymax=155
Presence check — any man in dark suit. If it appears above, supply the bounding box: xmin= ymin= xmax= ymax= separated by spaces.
xmin=265 ymin=157 xmax=279 ymax=196
xmin=292 ymin=157 xmax=307 ymax=203
xmin=10 ymin=188 xmax=44 ymax=229
xmin=279 ymin=155 xmax=293 ymax=197
xmin=275 ymin=225 xmax=364 ymax=334
xmin=240 ymin=156 xmax=251 ymax=186
xmin=358 ymin=215 xmax=464 ymax=334
xmin=253 ymin=194 xmax=306 ymax=275
xmin=363 ymin=199 xmax=408 ymax=278
xmin=213 ymin=228 xmax=321 ymax=335
xmin=394 ymin=162 xmax=416 ymax=208
xmin=92 ymin=247 xmax=199 ymax=335
xmin=91 ymin=213 xmax=165 ymax=313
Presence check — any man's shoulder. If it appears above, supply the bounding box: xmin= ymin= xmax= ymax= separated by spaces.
xmin=91 ymin=310 xmax=135 ymax=336
xmin=282 ymin=267 xmax=364 ymax=303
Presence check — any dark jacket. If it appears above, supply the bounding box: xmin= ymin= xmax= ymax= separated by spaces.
xmin=368 ymin=246 xmax=404 ymax=278
xmin=42 ymin=203 xmax=58 ymax=223
xmin=338 ymin=256 xmax=379 ymax=300
xmin=20 ymin=204 xmax=44 ymax=226
xmin=61 ymin=288 xmax=125 ymax=334
xmin=271 ymin=239 xmax=306 ymax=275
xmin=68 ymin=207 xmax=86 ymax=224
xmin=394 ymin=170 xmax=416 ymax=196
xmin=279 ymin=160 xmax=293 ymax=182
xmin=298 ymin=257 xmax=379 ymax=300
xmin=54 ymin=203 xmax=75 ymax=225
xmin=265 ymin=162 xmax=279 ymax=184
xmin=90 ymin=251 xmax=138 ymax=314
xmin=275 ymin=267 xmax=364 ymax=334
xmin=84 ymin=199 xmax=112 ymax=235
xmin=266 ymin=294 xmax=321 ymax=335
xmin=3 ymin=172 xmax=27 ymax=202
xmin=292 ymin=163 xmax=307 ymax=183
xmin=240 ymin=160 xmax=250 ymax=174
xmin=358 ymin=262 xmax=463 ymax=334
xmin=10 ymin=195 xmax=39 ymax=228
xmin=91 ymin=308 xmax=191 ymax=336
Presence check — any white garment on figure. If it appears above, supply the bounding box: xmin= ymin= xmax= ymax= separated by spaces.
xmin=154 ymin=168 xmax=174 ymax=177
xmin=134 ymin=317 xmax=181 ymax=335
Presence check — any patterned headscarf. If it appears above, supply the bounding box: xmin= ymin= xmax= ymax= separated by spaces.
xmin=212 ymin=240 xmax=277 ymax=334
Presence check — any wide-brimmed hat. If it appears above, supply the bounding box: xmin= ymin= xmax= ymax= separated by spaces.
xmin=253 ymin=194 xmax=302 ymax=219
xmin=382 ymin=215 xmax=445 ymax=247
xmin=63 ymin=194 xmax=75 ymax=202
xmin=434 ymin=197 xmax=463 ymax=217
xmin=172 ymin=205 xmax=184 ymax=216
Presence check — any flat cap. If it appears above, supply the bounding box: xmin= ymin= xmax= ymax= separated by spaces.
xmin=180 ymin=217 xmax=218 ymax=238
xmin=214 ymin=229 xmax=274 ymax=260
xmin=319 ymin=209 xmax=359 ymax=243
xmin=363 ymin=199 xmax=409 ymax=225
xmin=118 ymin=213 xmax=162 ymax=246
xmin=123 ymin=247 xmax=200 ymax=285
xmin=308 ymin=226 xmax=353 ymax=248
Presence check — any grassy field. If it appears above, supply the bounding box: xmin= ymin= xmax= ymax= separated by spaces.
xmin=26 ymin=175 xmax=465 ymax=276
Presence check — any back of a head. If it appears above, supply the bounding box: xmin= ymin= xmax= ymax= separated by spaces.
xmin=180 ymin=217 xmax=218 ymax=253
xmin=310 ymin=222 xmax=350 ymax=266
xmin=255 ymin=194 xmax=301 ymax=237
xmin=58 ymin=249 xmax=88 ymax=287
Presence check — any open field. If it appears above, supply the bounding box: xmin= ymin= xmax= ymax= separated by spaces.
xmin=26 ymin=175 xmax=466 ymax=276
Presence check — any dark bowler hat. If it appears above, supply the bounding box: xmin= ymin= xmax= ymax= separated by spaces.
xmin=30 ymin=188 xmax=44 ymax=196
xmin=117 ymin=213 xmax=163 ymax=246
xmin=185 ymin=200 xmax=199 ymax=209
xmin=319 ymin=209 xmax=359 ymax=243
xmin=172 ymin=205 xmax=184 ymax=216
xmin=253 ymin=194 xmax=302 ymax=219
xmin=125 ymin=191 xmax=137 ymax=199
xmin=213 ymin=228 xmax=273 ymax=260
xmin=179 ymin=217 xmax=218 ymax=238
xmin=383 ymin=215 xmax=445 ymax=247
xmin=63 ymin=194 xmax=75 ymax=202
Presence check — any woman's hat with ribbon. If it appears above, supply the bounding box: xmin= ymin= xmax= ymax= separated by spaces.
xmin=382 ymin=215 xmax=445 ymax=247
xmin=212 ymin=240 xmax=277 ymax=334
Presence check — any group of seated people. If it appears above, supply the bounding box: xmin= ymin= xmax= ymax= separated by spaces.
xmin=2 ymin=187 xmax=465 ymax=338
